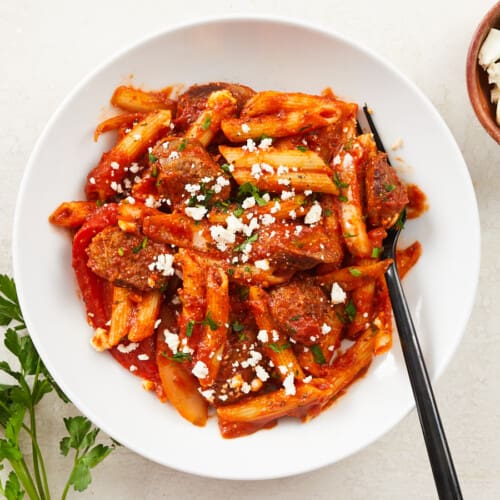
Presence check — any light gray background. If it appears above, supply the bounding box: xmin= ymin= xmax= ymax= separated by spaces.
xmin=0 ymin=0 xmax=498 ymax=498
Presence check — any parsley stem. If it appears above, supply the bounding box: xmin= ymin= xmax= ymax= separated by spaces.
xmin=10 ymin=457 xmax=40 ymax=500
xmin=29 ymin=366 xmax=50 ymax=500
xmin=61 ymin=448 xmax=79 ymax=500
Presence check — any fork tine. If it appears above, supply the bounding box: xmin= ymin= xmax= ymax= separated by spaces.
xmin=362 ymin=104 xmax=389 ymax=160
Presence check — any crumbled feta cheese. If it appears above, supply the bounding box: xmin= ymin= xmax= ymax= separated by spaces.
xmin=242 ymin=138 xmax=257 ymax=152
xmin=133 ymin=133 xmax=142 ymax=141
xmin=257 ymin=329 xmax=269 ymax=343
xmin=283 ymin=372 xmax=296 ymax=395
xmin=117 ymin=342 xmax=139 ymax=354
xmin=164 ymin=330 xmax=180 ymax=354
xmin=200 ymin=389 xmax=215 ymax=401
xmin=277 ymin=165 xmax=289 ymax=175
xmin=185 ymin=183 xmax=201 ymax=194
xmin=304 ymin=202 xmax=322 ymax=225
xmin=242 ymin=196 xmax=256 ymax=209
xmin=260 ymin=213 xmax=275 ymax=226
xmin=281 ymin=190 xmax=295 ymax=201
xmin=169 ymin=151 xmax=180 ymax=160
xmin=255 ymin=365 xmax=270 ymax=382
xmin=270 ymin=201 xmax=281 ymax=214
xmin=89 ymin=177 xmax=96 ymax=185
xmin=303 ymin=375 xmax=313 ymax=383
xmin=251 ymin=163 xmax=263 ymax=179
xmin=331 ymin=282 xmax=347 ymax=304
xmin=129 ymin=162 xmax=140 ymax=173
xmin=138 ymin=354 xmax=149 ymax=361
xmin=129 ymin=365 xmax=138 ymax=372
xmin=241 ymin=382 xmax=251 ymax=394
xmin=254 ymin=259 xmax=270 ymax=271
xmin=192 ymin=361 xmax=209 ymax=379
xmin=110 ymin=161 xmax=120 ymax=170
xmin=304 ymin=189 xmax=312 ymax=196
xmin=294 ymin=225 xmax=303 ymax=236
xmin=148 ymin=253 xmax=175 ymax=276
xmin=259 ymin=137 xmax=273 ymax=150
xmin=241 ymin=123 xmax=250 ymax=133
xmin=321 ymin=323 xmax=332 ymax=335
xmin=185 ymin=205 xmax=208 ymax=221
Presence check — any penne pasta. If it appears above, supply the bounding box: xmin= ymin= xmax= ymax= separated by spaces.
xmin=50 ymin=80 xmax=423 ymax=438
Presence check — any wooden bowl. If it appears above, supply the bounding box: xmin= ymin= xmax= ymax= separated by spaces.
xmin=466 ymin=2 xmax=500 ymax=143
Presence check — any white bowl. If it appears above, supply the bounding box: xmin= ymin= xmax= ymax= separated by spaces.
xmin=13 ymin=16 xmax=480 ymax=480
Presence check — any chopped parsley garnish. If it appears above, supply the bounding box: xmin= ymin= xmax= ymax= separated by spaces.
xmin=268 ymin=342 xmax=290 ymax=353
xmin=178 ymin=138 xmax=188 ymax=151
xmin=148 ymin=152 xmax=158 ymax=163
xmin=343 ymin=232 xmax=357 ymax=238
xmin=117 ymin=247 xmax=124 ymax=257
xmin=234 ymin=232 xmax=259 ymax=252
xmin=164 ymin=351 xmax=192 ymax=363
xmin=333 ymin=172 xmax=349 ymax=189
xmin=290 ymin=315 xmax=302 ymax=321
xmin=395 ymin=211 xmax=406 ymax=230
xmin=220 ymin=163 xmax=232 ymax=174
xmin=311 ymin=344 xmax=326 ymax=364
xmin=296 ymin=145 xmax=308 ymax=152
xmin=371 ymin=247 xmax=381 ymax=258
xmin=201 ymin=115 xmax=212 ymax=131
xmin=201 ymin=311 xmax=219 ymax=331
xmin=338 ymin=195 xmax=348 ymax=203
xmin=344 ymin=299 xmax=357 ymax=323
xmin=231 ymin=320 xmax=245 ymax=333
xmin=384 ymin=183 xmax=396 ymax=192
xmin=238 ymin=286 xmax=249 ymax=301
xmin=151 ymin=164 xmax=159 ymax=178
xmin=186 ymin=320 xmax=195 ymax=337
xmin=237 ymin=182 xmax=268 ymax=207
xmin=233 ymin=206 xmax=244 ymax=218
xmin=323 ymin=208 xmax=333 ymax=217
xmin=132 ymin=237 xmax=148 ymax=253
xmin=348 ymin=268 xmax=362 ymax=277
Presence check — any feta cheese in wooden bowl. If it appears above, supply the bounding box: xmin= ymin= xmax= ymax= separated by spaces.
xmin=467 ymin=1 xmax=500 ymax=143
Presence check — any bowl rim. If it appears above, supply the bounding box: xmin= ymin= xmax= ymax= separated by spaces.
xmin=466 ymin=1 xmax=500 ymax=143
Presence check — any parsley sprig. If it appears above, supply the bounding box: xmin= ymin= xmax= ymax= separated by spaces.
xmin=0 ymin=274 xmax=116 ymax=499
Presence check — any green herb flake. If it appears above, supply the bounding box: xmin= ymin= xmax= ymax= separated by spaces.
xmin=237 ymin=182 xmax=268 ymax=207
xmin=220 ymin=163 xmax=232 ymax=174
xmin=333 ymin=172 xmax=349 ymax=190
xmin=238 ymin=286 xmax=249 ymax=301
xmin=267 ymin=342 xmax=290 ymax=353
xmin=384 ymin=183 xmax=396 ymax=192
xmin=231 ymin=321 xmax=245 ymax=333
xmin=344 ymin=299 xmax=357 ymax=323
xmin=296 ymin=145 xmax=308 ymax=152
xmin=117 ymin=247 xmax=125 ymax=257
xmin=310 ymin=344 xmax=326 ymax=364
xmin=201 ymin=115 xmax=212 ymax=131
xmin=290 ymin=315 xmax=302 ymax=322
xmin=323 ymin=208 xmax=333 ymax=217
xmin=202 ymin=311 xmax=219 ymax=331
xmin=338 ymin=195 xmax=348 ymax=203
xmin=234 ymin=232 xmax=259 ymax=253
xmin=132 ymin=237 xmax=148 ymax=254
xmin=148 ymin=152 xmax=158 ymax=163
xmin=348 ymin=268 xmax=362 ymax=277
xmin=233 ymin=207 xmax=244 ymax=218
xmin=186 ymin=320 xmax=195 ymax=337
xmin=371 ymin=247 xmax=381 ymax=258
xmin=151 ymin=164 xmax=158 ymax=178
xmin=178 ymin=138 xmax=188 ymax=151
xmin=164 ymin=351 xmax=192 ymax=363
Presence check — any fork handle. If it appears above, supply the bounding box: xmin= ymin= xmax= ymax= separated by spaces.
xmin=385 ymin=262 xmax=463 ymax=500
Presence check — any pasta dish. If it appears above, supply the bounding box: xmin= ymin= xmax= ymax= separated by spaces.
xmin=49 ymin=82 xmax=422 ymax=438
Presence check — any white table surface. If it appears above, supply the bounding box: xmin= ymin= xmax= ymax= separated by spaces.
xmin=1 ymin=0 xmax=499 ymax=498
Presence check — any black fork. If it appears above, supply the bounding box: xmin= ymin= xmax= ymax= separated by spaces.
xmin=362 ymin=105 xmax=463 ymax=500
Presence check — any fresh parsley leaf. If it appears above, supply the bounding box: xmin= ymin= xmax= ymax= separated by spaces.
xmin=4 ymin=470 xmax=24 ymax=500
xmin=178 ymin=138 xmax=188 ymax=151
xmin=333 ymin=172 xmax=349 ymax=190
xmin=164 ymin=352 xmax=192 ymax=363
xmin=371 ymin=247 xmax=381 ymax=258
xmin=310 ymin=345 xmax=326 ymax=364
xmin=231 ymin=321 xmax=245 ymax=333
xmin=237 ymin=183 xmax=268 ymax=207
xmin=267 ymin=343 xmax=290 ymax=353
xmin=0 ymin=276 xmax=24 ymax=328
xmin=234 ymin=232 xmax=259 ymax=253
xmin=201 ymin=311 xmax=219 ymax=331
xmin=344 ymin=300 xmax=357 ymax=323
xmin=348 ymin=268 xmax=362 ymax=277
xmin=186 ymin=320 xmax=195 ymax=337
xmin=201 ymin=115 xmax=212 ymax=131
xmin=296 ymin=145 xmax=308 ymax=152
